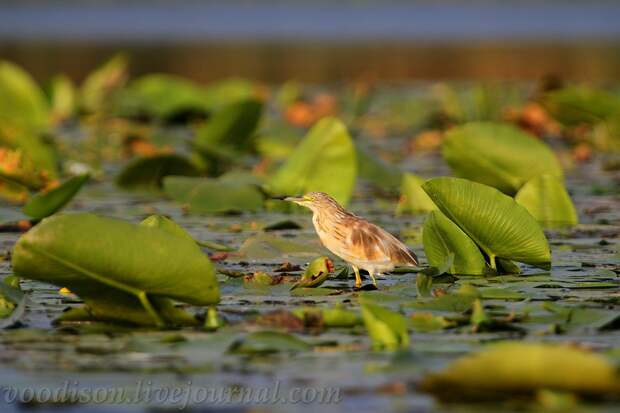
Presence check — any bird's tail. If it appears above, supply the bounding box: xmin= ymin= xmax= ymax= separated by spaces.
xmin=392 ymin=246 xmax=418 ymax=266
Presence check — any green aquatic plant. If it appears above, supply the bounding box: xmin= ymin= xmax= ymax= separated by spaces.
xmin=442 ymin=122 xmax=562 ymax=195
xmin=396 ymin=173 xmax=436 ymax=215
xmin=267 ymin=117 xmax=357 ymax=206
xmin=23 ymin=174 xmax=89 ymax=220
xmin=163 ymin=174 xmax=265 ymax=214
xmin=290 ymin=256 xmax=333 ymax=290
xmin=423 ymin=210 xmax=487 ymax=275
xmin=116 ymin=154 xmax=202 ymax=191
xmin=515 ymin=174 xmax=578 ymax=228
xmin=12 ymin=213 xmax=219 ymax=327
xmin=422 ymin=177 xmax=551 ymax=270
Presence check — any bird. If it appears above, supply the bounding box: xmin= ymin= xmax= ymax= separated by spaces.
xmin=284 ymin=192 xmax=417 ymax=288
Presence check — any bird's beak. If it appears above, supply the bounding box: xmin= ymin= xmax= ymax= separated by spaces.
xmin=283 ymin=196 xmax=305 ymax=203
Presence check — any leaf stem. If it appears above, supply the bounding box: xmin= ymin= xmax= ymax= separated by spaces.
xmin=137 ymin=292 xmax=164 ymax=328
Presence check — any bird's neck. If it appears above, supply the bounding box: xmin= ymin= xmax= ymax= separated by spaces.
xmin=311 ymin=205 xmax=350 ymax=235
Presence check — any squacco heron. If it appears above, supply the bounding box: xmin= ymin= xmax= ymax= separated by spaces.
xmin=285 ymin=192 xmax=417 ymax=288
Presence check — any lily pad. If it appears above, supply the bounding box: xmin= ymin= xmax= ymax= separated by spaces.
xmin=267 ymin=117 xmax=357 ymax=206
xmin=291 ymin=256 xmax=333 ymax=290
xmin=195 ymin=99 xmax=263 ymax=153
xmin=0 ymin=60 xmax=48 ymax=130
xmin=238 ymin=233 xmax=324 ymax=260
xmin=442 ymin=122 xmax=563 ymax=194
xmin=48 ymin=74 xmax=76 ymax=122
xmin=163 ymin=175 xmax=264 ymax=214
xmin=543 ymin=302 xmax=620 ymax=331
xmin=409 ymin=291 xmax=477 ymax=313
xmin=113 ymin=74 xmax=212 ymax=121
xmin=544 ymin=86 xmax=620 ymax=126
xmin=396 ymin=173 xmax=436 ymax=215
xmin=140 ymin=215 xmax=232 ymax=252
xmin=12 ymin=213 xmax=219 ymax=327
xmin=116 ymin=154 xmax=201 ymax=191
xmin=292 ymin=306 xmax=362 ymax=328
xmin=360 ymin=302 xmax=409 ymax=351
xmin=23 ymin=173 xmax=89 ymax=220
xmin=420 ymin=341 xmax=620 ymax=400
xmin=422 ymin=177 xmax=551 ymax=270
xmin=515 ymin=174 xmax=578 ymax=228
xmin=423 ymin=210 xmax=487 ymax=275
xmin=80 ymin=54 xmax=128 ymax=113
xmin=0 ymin=281 xmax=26 ymax=328
xmin=409 ymin=312 xmax=455 ymax=332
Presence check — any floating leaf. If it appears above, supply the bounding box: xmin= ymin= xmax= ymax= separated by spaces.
xmin=238 ymin=233 xmax=324 ymax=260
xmin=433 ymin=82 xmax=525 ymax=123
xmin=478 ymin=287 xmax=526 ymax=300
xmin=140 ymin=215 xmax=232 ymax=252
xmin=470 ymin=299 xmax=490 ymax=330
xmin=416 ymin=252 xmax=457 ymax=297
xmin=423 ymin=177 xmax=551 ymax=270
xmin=292 ymin=306 xmax=362 ymax=328
xmin=360 ymin=302 xmax=409 ymax=351
xmin=409 ymin=291 xmax=477 ymax=313
xmin=496 ymin=258 xmax=521 ymax=274
xmin=420 ymin=342 xmax=620 ymax=400
xmin=116 ymin=154 xmax=201 ymax=190
xmin=114 ymin=74 xmax=212 ymax=121
xmin=442 ymin=122 xmax=562 ymax=194
xmin=543 ymin=302 xmax=620 ymax=331
xmin=423 ymin=210 xmax=487 ymax=275
xmin=0 ymin=60 xmax=48 ymax=130
xmin=290 ymin=287 xmax=338 ymax=297
xmin=396 ymin=173 xmax=436 ymax=215
xmin=12 ymin=213 xmax=219 ymax=327
xmin=267 ymin=117 xmax=357 ymax=206
xmin=202 ymin=78 xmax=257 ymax=111
xmin=243 ymin=271 xmax=276 ymax=288
xmin=0 ymin=281 xmax=26 ymax=328
xmin=544 ymin=86 xmax=620 ymax=126
xmin=56 ymin=293 xmax=199 ymax=327
xmin=515 ymin=174 xmax=578 ymax=228
xmin=23 ymin=174 xmax=89 ymax=220
xmin=256 ymin=125 xmax=303 ymax=161
xmin=291 ymin=256 xmax=333 ymax=290
xmin=409 ymin=312 xmax=455 ymax=332
xmin=48 ymin=74 xmax=76 ymax=122
xmin=139 ymin=215 xmax=194 ymax=240
xmin=195 ymin=99 xmax=263 ymax=153
xmin=229 ymin=331 xmax=312 ymax=354
xmin=163 ymin=175 xmax=264 ymax=214
xmin=80 ymin=54 xmax=128 ymax=113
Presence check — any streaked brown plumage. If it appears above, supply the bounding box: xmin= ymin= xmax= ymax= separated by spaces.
xmin=285 ymin=192 xmax=417 ymax=288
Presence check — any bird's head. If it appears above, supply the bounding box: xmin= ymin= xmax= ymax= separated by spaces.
xmin=284 ymin=192 xmax=341 ymax=213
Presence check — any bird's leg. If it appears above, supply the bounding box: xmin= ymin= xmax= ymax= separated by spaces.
xmin=352 ymin=265 xmax=362 ymax=288
xmin=369 ymin=271 xmax=378 ymax=287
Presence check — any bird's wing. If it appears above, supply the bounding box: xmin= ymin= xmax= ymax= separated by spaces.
xmin=349 ymin=221 xmax=418 ymax=266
